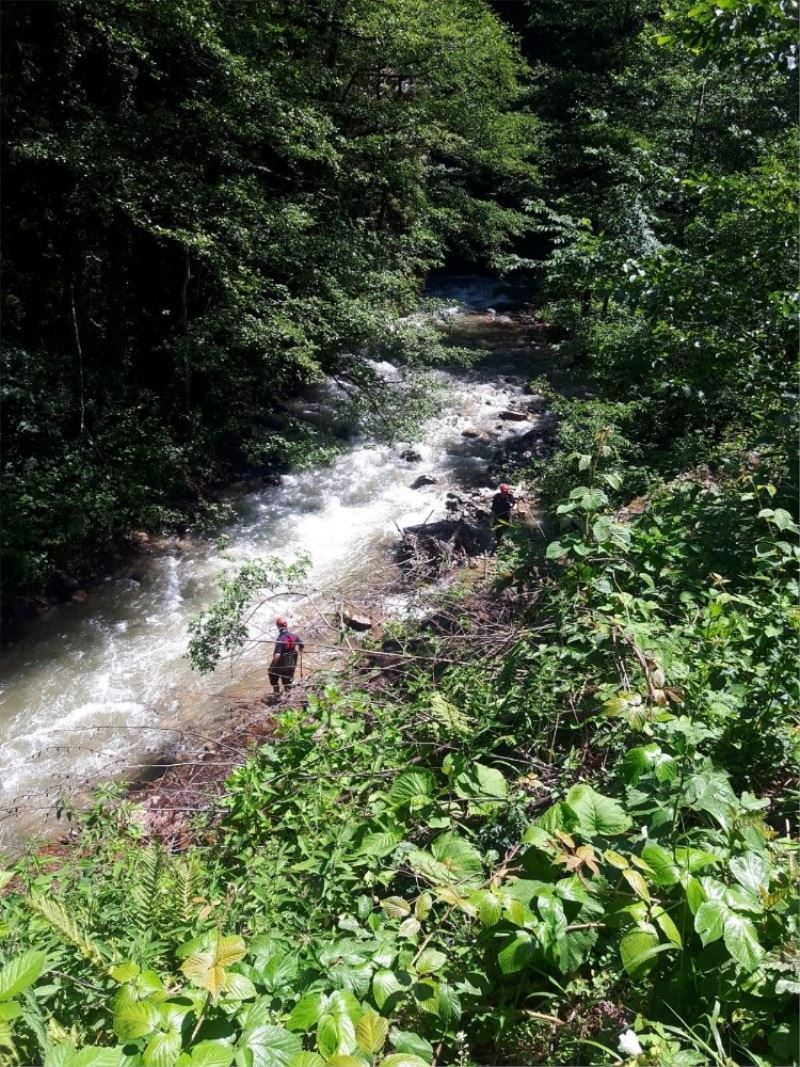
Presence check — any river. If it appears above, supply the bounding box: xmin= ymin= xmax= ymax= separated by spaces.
xmin=0 ymin=276 xmax=549 ymax=849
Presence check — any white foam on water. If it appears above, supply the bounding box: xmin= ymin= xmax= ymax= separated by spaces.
xmin=0 ymin=284 xmax=536 ymax=844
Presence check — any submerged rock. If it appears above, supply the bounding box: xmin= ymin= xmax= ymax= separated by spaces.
xmin=400 ymin=449 xmax=422 ymax=462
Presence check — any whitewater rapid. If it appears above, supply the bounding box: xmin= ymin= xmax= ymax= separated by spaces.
xmin=0 ymin=277 xmax=543 ymax=847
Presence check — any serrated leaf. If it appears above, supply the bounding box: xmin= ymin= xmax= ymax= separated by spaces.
xmin=477 ymin=890 xmax=502 ymax=927
xmin=387 ymin=771 xmax=436 ymax=808
xmin=381 ymin=1057 xmax=430 ymax=1067
xmin=730 ymin=852 xmax=770 ymax=895
xmin=429 ymin=833 xmax=483 ymax=885
xmin=389 ymin=1031 xmax=433 ymax=1063
xmin=372 ymin=970 xmax=401 ymax=1009
xmin=143 ymin=1030 xmax=182 ymax=1067
xmin=415 ymin=949 xmax=446 ymax=975
xmin=355 ymin=1010 xmax=388 ymax=1054
xmin=414 ymin=893 xmax=432 ymax=920
xmin=289 ymin=1056 xmax=325 ymax=1067
xmin=695 ymin=900 xmax=727 ymax=945
xmin=381 ymin=897 xmax=411 ymax=918
xmin=113 ymin=999 xmax=160 ymax=1041
xmin=361 ymin=832 xmax=403 ymax=858
xmin=286 ymin=993 xmax=324 ymax=1031
xmin=223 ymin=972 xmax=256 ymax=1000
xmin=242 ymin=1025 xmax=303 ymax=1067
xmin=641 ymin=843 xmax=680 ymax=886
xmin=565 ymin=784 xmax=631 ymax=836
xmin=317 ymin=1012 xmax=356 ymax=1058
xmin=184 ymin=1042 xmax=235 ymax=1067
xmin=0 ymin=950 xmax=47 ymax=1000
xmin=398 ymin=917 xmax=421 ymax=939
xmin=723 ymin=913 xmax=763 ymax=972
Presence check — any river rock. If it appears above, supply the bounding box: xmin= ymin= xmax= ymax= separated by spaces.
xmin=47 ymin=569 xmax=79 ymax=599
xmin=461 ymin=429 xmax=479 ymax=438
xmin=341 ymin=606 xmax=373 ymax=631
xmin=261 ymin=473 xmax=283 ymax=486
xmin=400 ymin=449 xmax=422 ymax=462
xmin=499 ymin=409 xmax=528 ymax=421
xmin=525 ymin=394 xmax=548 ymax=412
xmin=410 ymin=474 xmax=437 ymax=489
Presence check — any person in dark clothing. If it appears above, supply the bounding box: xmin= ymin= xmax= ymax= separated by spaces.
xmin=268 ymin=616 xmax=304 ymax=695
xmin=491 ymin=483 xmax=516 ymax=542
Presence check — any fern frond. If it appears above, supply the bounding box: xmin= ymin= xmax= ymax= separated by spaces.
xmin=27 ymin=897 xmax=106 ymax=969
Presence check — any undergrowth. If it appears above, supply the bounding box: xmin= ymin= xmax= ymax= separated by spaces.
xmin=1 ymin=400 xmax=797 ymax=1066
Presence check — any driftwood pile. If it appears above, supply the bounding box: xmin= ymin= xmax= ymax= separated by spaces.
xmin=396 ymin=517 xmax=494 ymax=576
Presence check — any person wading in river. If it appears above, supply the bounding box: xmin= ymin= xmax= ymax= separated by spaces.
xmin=269 ymin=617 xmax=304 ymax=696
xmin=491 ymin=483 xmax=516 ymax=543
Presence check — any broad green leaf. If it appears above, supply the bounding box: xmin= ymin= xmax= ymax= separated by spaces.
xmin=619 ymin=926 xmax=660 ymax=978
xmin=565 ymin=784 xmax=631 ymax=836
xmin=387 ymin=771 xmax=436 ymax=808
xmin=730 ymin=852 xmax=770 ymax=895
xmin=389 ymin=1031 xmax=433 ymax=1063
xmin=497 ymin=931 xmax=536 ymax=975
xmin=454 ymin=763 xmax=508 ymax=801
xmin=723 ymin=913 xmax=763 ymax=972
xmin=355 ymin=1010 xmax=388 ymax=1054
xmin=415 ymin=949 xmax=446 ymax=975
xmin=381 ymin=897 xmax=411 ymax=919
xmin=653 ymin=907 xmax=683 ymax=948
xmin=641 ymin=843 xmax=680 ymax=886
xmin=288 ymin=1056 xmax=324 ymax=1067
xmin=433 ymin=984 xmax=460 ymax=1023
xmin=381 ymin=1057 xmax=430 ymax=1067
xmin=143 ymin=1030 xmax=182 ymax=1067
xmin=0 ymin=950 xmax=47 ymax=1000
xmin=243 ymin=1026 xmax=302 ymax=1067
xmin=185 ymin=1043 xmax=235 ymax=1067
xmin=477 ymin=891 xmax=502 ymax=927
xmin=695 ymin=900 xmax=727 ymax=945
xmin=428 ymin=833 xmax=483 ymax=885
xmin=317 ymin=1011 xmax=356 ymax=1059
xmin=372 ymin=970 xmax=401 ymax=1009
xmin=398 ymin=917 xmax=421 ymax=939
xmin=113 ymin=999 xmax=160 ymax=1041
xmin=256 ymin=953 xmax=299 ymax=993
xmin=414 ymin=893 xmax=432 ymax=920
xmin=622 ymin=868 xmax=651 ymax=901
xmin=545 ymin=540 xmax=568 ymax=560
xmin=224 ymin=972 xmax=256 ymax=1000
xmin=286 ymin=993 xmax=325 ymax=1031
xmin=361 ymin=832 xmax=403 ymax=858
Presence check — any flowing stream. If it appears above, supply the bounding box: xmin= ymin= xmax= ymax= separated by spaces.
xmin=0 ymin=276 xmax=548 ymax=848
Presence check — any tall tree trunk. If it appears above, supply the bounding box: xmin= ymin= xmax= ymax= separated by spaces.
xmin=180 ymin=248 xmax=192 ymax=412
xmin=69 ymin=278 xmax=86 ymax=437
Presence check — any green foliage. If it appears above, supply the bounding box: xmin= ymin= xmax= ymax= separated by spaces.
xmin=0 ymin=0 xmax=537 ymax=599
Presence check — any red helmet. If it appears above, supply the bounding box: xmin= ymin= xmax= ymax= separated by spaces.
xmin=275 ymin=616 xmax=288 ymax=627
xmin=500 ymin=483 xmax=510 ymax=493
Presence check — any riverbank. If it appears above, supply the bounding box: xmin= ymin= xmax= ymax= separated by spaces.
xmin=0 ymin=291 xmax=563 ymax=850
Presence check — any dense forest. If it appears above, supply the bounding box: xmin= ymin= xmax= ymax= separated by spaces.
xmin=1 ymin=0 xmax=798 ymax=1065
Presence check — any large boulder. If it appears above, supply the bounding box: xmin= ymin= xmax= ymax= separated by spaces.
xmin=340 ymin=606 xmax=374 ymax=631
xmin=400 ymin=448 xmax=423 ymax=462
xmin=410 ymin=474 xmax=438 ymax=489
